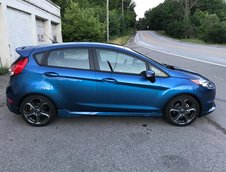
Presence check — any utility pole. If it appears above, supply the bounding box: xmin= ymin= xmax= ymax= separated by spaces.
xmin=122 ymin=0 xmax=124 ymax=19
xmin=106 ymin=0 xmax=109 ymax=42
xmin=121 ymin=0 xmax=125 ymax=34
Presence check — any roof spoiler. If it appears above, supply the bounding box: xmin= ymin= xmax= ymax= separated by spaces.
xmin=16 ymin=46 xmax=35 ymax=57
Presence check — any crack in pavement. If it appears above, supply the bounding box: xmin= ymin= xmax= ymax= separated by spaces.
xmin=205 ymin=117 xmax=226 ymax=135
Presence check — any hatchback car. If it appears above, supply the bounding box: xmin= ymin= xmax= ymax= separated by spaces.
xmin=6 ymin=42 xmax=216 ymax=127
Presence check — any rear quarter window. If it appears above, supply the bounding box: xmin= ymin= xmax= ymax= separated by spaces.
xmin=34 ymin=52 xmax=48 ymax=65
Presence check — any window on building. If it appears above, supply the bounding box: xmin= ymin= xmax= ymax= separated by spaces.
xmin=51 ymin=23 xmax=58 ymax=42
xmin=36 ymin=18 xmax=46 ymax=42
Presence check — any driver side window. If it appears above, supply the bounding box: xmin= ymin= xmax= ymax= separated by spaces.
xmin=96 ymin=49 xmax=147 ymax=75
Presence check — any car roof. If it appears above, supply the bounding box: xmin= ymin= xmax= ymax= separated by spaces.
xmin=34 ymin=42 xmax=132 ymax=52
xmin=16 ymin=42 xmax=135 ymax=57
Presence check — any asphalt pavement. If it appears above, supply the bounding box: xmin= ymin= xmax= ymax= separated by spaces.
xmin=0 ymin=32 xmax=226 ymax=171
xmin=0 ymin=74 xmax=8 ymax=107
xmin=134 ymin=31 xmax=226 ymax=67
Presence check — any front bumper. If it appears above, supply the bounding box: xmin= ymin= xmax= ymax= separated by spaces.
xmin=202 ymin=102 xmax=216 ymax=116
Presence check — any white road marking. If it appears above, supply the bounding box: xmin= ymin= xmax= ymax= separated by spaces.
xmin=134 ymin=34 xmax=226 ymax=68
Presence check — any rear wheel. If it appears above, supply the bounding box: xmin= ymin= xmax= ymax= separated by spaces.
xmin=20 ymin=95 xmax=56 ymax=127
xmin=164 ymin=95 xmax=200 ymax=126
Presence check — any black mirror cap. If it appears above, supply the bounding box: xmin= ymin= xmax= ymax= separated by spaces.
xmin=145 ymin=70 xmax=156 ymax=83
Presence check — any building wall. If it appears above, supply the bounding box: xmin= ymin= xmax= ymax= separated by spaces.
xmin=0 ymin=0 xmax=62 ymax=67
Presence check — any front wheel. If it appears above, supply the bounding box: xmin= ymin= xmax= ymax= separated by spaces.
xmin=164 ymin=95 xmax=200 ymax=126
xmin=20 ymin=95 xmax=56 ymax=127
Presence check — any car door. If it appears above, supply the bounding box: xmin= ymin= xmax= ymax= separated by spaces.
xmin=37 ymin=47 xmax=97 ymax=113
xmin=94 ymin=48 xmax=165 ymax=114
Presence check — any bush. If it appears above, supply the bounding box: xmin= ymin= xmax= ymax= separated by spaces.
xmin=0 ymin=68 xmax=8 ymax=75
xmin=63 ymin=2 xmax=105 ymax=42
xmin=207 ymin=22 xmax=226 ymax=43
xmin=165 ymin=21 xmax=185 ymax=38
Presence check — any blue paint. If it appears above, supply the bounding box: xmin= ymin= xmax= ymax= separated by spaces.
xmin=6 ymin=42 xmax=216 ymax=117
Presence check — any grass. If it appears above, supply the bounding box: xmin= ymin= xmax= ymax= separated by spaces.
xmin=0 ymin=67 xmax=8 ymax=75
xmin=156 ymin=30 xmax=226 ymax=46
xmin=178 ymin=37 xmax=226 ymax=46
xmin=181 ymin=38 xmax=205 ymax=44
xmin=108 ymin=30 xmax=134 ymax=45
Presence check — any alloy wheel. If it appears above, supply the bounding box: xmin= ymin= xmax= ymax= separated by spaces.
xmin=21 ymin=95 xmax=56 ymax=126
xmin=165 ymin=95 xmax=199 ymax=126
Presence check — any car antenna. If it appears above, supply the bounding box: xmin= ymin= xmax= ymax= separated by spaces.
xmin=44 ymin=33 xmax=58 ymax=44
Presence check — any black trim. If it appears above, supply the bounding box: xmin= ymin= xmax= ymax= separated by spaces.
xmin=91 ymin=47 xmax=100 ymax=70
xmin=42 ymin=51 xmax=50 ymax=66
xmin=89 ymin=48 xmax=95 ymax=70
xmin=147 ymin=63 xmax=169 ymax=78
xmin=33 ymin=51 xmax=49 ymax=65
xmin=40 ymin=65 xmax=97 ymax=73
xmin=130 ymin=49 xmax=169 ymax=77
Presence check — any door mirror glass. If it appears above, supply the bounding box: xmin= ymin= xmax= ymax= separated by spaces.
xmin=145 ymin=70 xmax=156 ymax=82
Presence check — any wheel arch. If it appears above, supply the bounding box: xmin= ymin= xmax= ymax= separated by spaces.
xmin=18 ymin=93 xmax=58 ymax=116
xmin=163 ymin=93 xmax=202 ymax=117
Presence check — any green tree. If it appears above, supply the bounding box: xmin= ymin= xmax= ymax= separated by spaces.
xmin=52 ymin=0 xmax=137 ymax=41
xmin=137 ymin=0 xmax=226 ymax=43
xmin=109 ymin=9 xmax=121 ymax=36
xmin=63 ymin=2 xmax=105 ymax=42
xmin=196 ymin=0 xmax=226 ymax=19
xmin=51 ymin=0 xmax=71 ymax=17
xmin=142 ymin=0 xmax=184 ymax=37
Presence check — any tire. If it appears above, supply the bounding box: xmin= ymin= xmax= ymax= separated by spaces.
xmin=20 ymin=95 xmax=56 ymax=127
xmin=164 ymin=95 xmax=200 ymax=126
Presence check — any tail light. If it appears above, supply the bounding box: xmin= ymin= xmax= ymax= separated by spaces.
xmin=9 ymin=57 xmax=28 ymax=76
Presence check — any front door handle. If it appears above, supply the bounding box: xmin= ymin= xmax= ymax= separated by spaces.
xmin=44 ymin=72 xmax=59 ymax=77
xmin=102 ymin=78 xmax=117 ymax=83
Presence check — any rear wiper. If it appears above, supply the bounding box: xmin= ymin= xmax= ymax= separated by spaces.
xmin=107 ymin=60 xmax=114 ymax=72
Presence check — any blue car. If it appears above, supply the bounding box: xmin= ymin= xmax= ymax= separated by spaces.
xmin=6 ymin=42 xmax=216 ymax=127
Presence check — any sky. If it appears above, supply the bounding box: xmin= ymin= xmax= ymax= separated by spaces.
xmin=134 ymin=0 xmax=165 ymax=19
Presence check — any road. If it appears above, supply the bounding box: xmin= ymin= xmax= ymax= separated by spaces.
xmin=0 ymin=31 xmax=226 ymax=171
xmin=132 ymin=31 xmax=226 ymax=129
xmin=134 ymin=31 xmax=226 ymax=67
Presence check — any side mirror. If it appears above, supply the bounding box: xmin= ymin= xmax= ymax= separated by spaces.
xmin=145 ymin=70 xmax=156 ymax=82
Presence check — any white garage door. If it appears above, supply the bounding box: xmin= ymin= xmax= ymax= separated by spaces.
xmin=7 ymin=8 xmax=33 ymax=63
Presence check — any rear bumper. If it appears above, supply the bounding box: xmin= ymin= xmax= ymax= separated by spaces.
xmin=6 ymin=86 xmax=20 ymax=114
xmin=7 ymin=99 xmax=20 ymax=114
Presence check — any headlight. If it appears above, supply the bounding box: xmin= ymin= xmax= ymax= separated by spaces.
xmin=191 ymin=79 xmax=215 ymax=89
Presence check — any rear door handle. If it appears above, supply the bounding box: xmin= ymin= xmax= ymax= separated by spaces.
xmin=44 ymin=72 xmax=59 ymax=77
xmin=102 ymin=78 xmax=117 ymax=83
